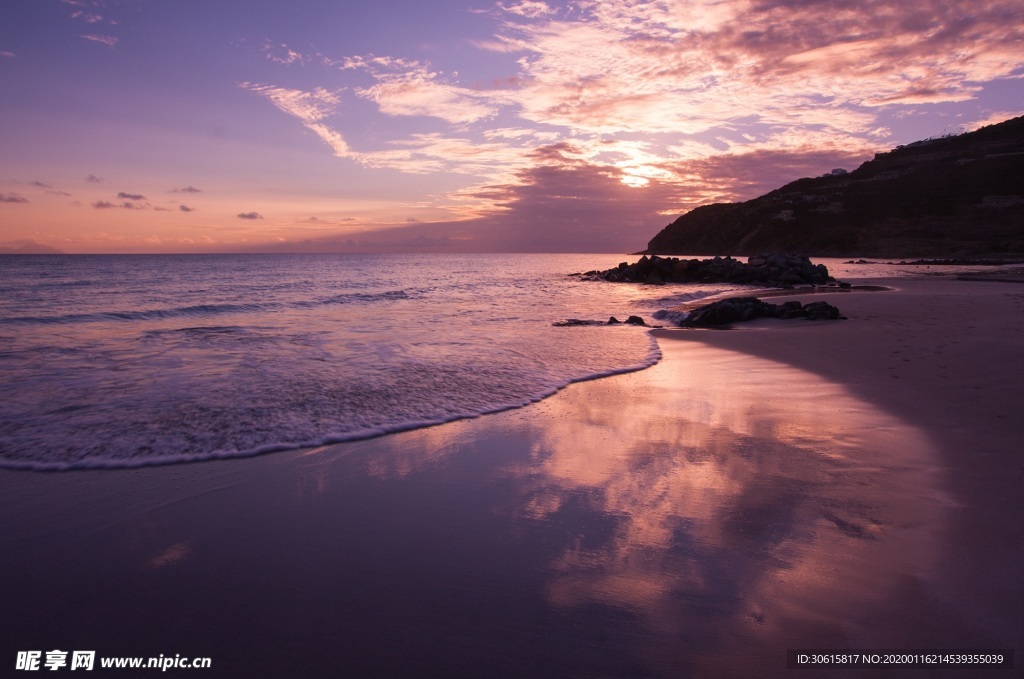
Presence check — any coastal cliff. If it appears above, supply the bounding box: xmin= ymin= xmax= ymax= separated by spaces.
xmin=646 ymin=116 xmax=1024 ymax=258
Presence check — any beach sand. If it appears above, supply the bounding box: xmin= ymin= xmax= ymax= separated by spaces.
xmin=1 ymin=276 xmax=1020 ymax=677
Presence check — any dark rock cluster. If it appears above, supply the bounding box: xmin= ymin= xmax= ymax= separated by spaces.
xmin=553 ymin=315 xmax=648 ymax=327
xmin=670 ymin=297 xmax=846 ymax=327
xmin=578 ymin=254 xmax=834 ymax=286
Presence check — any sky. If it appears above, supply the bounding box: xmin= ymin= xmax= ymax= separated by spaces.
xmin=1 ymin=0 xmax=1022 ymax=254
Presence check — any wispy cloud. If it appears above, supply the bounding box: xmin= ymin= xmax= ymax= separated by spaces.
xmin=353 ymin=65 xmax=505 ymax=125
xmin=1 ymin=193 xmax=29 ymax=204
xmin=237 ymin=211 xmax=264 ymax=220
xmin=79 ymin=34 xmax=118 ymax=47
xmin=93 ymin=198 xmax=146 ymax=210
xmin=85 ymin=174 xmax=104 ymax=183
xmin=117 ymin=192 xmax=146 ymax=201
xmin=170 ymin=186 xmax=202 ymax=194
xmin=179 ymin=205 xmax=196 ymax=213
xmin=241 ymin=83 xmax=351 ymax=157
xmin=261 ymin=40 xmax=310 ymax=66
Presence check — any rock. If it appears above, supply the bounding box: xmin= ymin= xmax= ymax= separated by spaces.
xmin=553 ymin=315 xmax=650 ymax=327
xmin=553 ymin=319 xmax=602 ymax=326
xmin=582 ymin=254 xmax=836 ymax=287
xmin=802 ymin=301 xmax=844 ymax=320
xmin=673 ymin=297 xmax=846 ymax=327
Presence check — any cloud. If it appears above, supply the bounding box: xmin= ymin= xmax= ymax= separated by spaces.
xmin=243 ymin=82 xmax=527 ymax=179
xmin=240 ymin=1 xmax=1024 ymax=252
xmin=488 ymin=0 xmax=1024 ymax=140
xmin=117 ymin=192 xmax=146 ymax=201
xmin=70 ymin=10 xmax=104 ymax=24
xmin=237 ymin=211 xmax=263 ymax=220
xmin=355 ymin=69 xmax=503 ymax=124
xmin=85 ymin=174 xmax=103 ymax=183
xmin=79 ymin=34 xmax=118 ymax=47
xmin=92 ymin=199 xmax=145 ymax=210
xmin=299 ymin=216 xmax=356 ymax=224
xmin=498 ymin=1 xmax=558 ymax=19
xmin=241 ymin=83 xmax=351 ymax=157
xmin=967 ymin=110 xmax=1024 ymax=130
xmin=1 ymin=193 xmax=29 ymax=204
xmin=179 ymin=205 xmax=196 ymax=212
xmin=0 ymin=51 xmax=17 ymax=59
xmin=170 ymin=185 xmax=202 ymax=193
xmin=262 ymin=40 xmax=310 ymax=66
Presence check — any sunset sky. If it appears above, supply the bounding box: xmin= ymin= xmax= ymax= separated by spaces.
xmin=2 ymin=0 xmax=1022 ymax=253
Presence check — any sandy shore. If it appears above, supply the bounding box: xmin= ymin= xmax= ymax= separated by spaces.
xmin=0 ymin=276 xmax=1019 ymax=677
xmin=661 ymin=276 xmax=1024 ymax=666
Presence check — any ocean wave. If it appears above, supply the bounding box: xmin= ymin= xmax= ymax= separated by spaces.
xmin=0 ymin=290 xmax=413 ymax=326
xmin=0 ymin=333 xmax=661 ymax=471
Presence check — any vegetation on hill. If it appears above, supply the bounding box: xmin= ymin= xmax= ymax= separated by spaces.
xmin=646 ymin=116 xmax=1024 ymax=257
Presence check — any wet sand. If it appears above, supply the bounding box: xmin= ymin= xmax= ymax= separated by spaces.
xmin=0 ymin=277 xmax=1020 ymax=677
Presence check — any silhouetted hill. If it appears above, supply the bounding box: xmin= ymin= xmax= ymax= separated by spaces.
xmin=646 ymin=116 xmax=1024 ymax=257
xmin=0 ymin=241 xmax=65 ymax=254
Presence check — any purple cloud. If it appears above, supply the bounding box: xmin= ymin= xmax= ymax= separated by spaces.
xmin=1 ymin=193 xmax=29 ymax=204
xmin=237 ymin=211 xmax=264 ymax=220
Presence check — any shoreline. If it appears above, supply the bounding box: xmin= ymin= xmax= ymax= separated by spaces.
xmin=0 ymin=275 xmax=1019 ymax=676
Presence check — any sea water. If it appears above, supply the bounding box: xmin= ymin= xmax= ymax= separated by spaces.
xmin=0 ymin=253 xmax=747 ymax=469
xmin=1 ymin=253 xmax=999 ymax=469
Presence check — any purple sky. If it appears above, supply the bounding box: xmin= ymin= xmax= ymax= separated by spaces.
xmin=2 ymin=0 xmax=1022 ymax=253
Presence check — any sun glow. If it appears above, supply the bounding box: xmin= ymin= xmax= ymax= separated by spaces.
xmin=618 ymin=163 xmax=674 ymax=188
xmin=620 ymin=174 xmax=650 ymax=188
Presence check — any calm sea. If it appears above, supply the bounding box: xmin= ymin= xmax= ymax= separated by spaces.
xmin=1 ymin=253 xmax=991 ymax=469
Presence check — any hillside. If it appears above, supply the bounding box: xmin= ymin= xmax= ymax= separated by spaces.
xmin=646 ymin=116 xmax=1024 ymax=257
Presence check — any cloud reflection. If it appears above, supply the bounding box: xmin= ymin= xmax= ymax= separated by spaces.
xmin=513 ymin=338 xmax=947 ymax=662
xmin=327 ymin=336 xmax=949 ymax=666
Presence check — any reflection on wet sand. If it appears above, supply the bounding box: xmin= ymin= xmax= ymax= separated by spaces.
xmin=0 ymin=338 xmax=954 ymax=678
xmin=315 ymin=339 xmax=949 ymax=675
xmin=517 ymin=340 xmax=947 ymax=674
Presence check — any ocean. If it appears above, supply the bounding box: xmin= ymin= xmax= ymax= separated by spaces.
xmin=0 ymin=253 xmax=746 ymax=469
xmin=0 ymin=253 xmax=991 ymax=470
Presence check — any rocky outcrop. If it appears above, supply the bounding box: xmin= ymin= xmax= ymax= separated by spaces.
xmin=654 ymin=297 xmax=845 ymax=327
xmin=577 ymin=254 xmax=834 ymax=286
